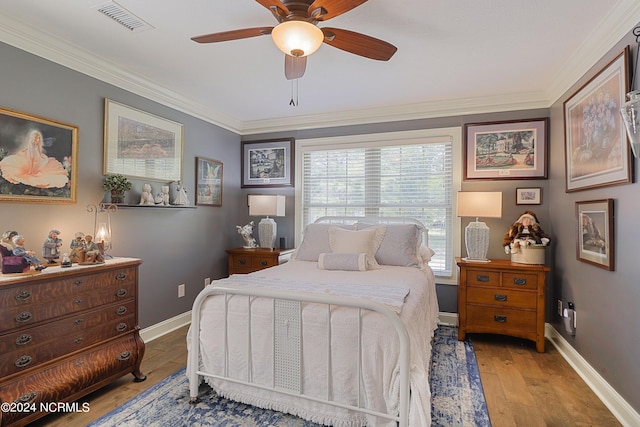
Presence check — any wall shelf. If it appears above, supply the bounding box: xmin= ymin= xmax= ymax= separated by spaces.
xmin=113 ymin=204 xmax=197 ymax=209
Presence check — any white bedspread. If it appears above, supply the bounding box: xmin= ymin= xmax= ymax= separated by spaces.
xmin=187 ymin=260 xmax=439 ymax=426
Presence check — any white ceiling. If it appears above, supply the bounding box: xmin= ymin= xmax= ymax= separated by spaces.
xmin=1 ymin=1 xmax=639 ymax=135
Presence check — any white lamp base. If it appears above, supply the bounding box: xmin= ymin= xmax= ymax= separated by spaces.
xmin=464 ymin=219 xmax=491 ymax=262
xmin=258 ymin=217 xmax=277 ymax=249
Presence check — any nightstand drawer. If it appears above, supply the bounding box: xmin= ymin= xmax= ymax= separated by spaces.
xmin=467 ymin=305 xmax=537 ymax=332
xmin=467 ymin=270 xmax=500 ymax=287
xmin=502 ymin=272 xmax=538 ymax=290
xmin=252 ymin=257 xmax=277 ymax=269
xmin=467 ymin=287 xmax=536 ymax=310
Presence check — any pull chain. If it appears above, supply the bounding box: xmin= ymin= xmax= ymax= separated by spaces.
xmin=289 ymin=78 xmax=299 ymax=106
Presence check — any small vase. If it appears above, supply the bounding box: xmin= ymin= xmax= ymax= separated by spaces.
xmin=110 ymin=190 xmax=125 ymax=204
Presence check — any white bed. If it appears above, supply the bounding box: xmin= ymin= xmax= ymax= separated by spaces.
xmin=187 ymin=217 xmax=439 ymax=426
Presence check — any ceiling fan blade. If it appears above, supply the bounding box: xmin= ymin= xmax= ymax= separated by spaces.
xmin=308 ymin=0 xmax=367 ymax=21
xmin=321 ymin=27 xmax=397 ymax=60
xmin=191 ymin=27 xmax=273 ymax=43
xmin=256 ymin=0 xmax=289 ymax=22
xmin=285 ymin=55 xmax=307 ymax=80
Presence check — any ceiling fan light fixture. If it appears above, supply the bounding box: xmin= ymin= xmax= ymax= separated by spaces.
xmin=271 ymin=21 xmax=323 ymax=57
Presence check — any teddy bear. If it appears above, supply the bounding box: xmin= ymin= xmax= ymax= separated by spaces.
xmin=503 ymin=210 xmax=551 ymax=254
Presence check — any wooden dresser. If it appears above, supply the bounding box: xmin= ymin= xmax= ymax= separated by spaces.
xmin=0 ymin=258 xmax=145 ymax=426
xmin=226 ymin=248 xmax=294 ymax=275
xmin=456 ymin=257 xmax=550 ymax=352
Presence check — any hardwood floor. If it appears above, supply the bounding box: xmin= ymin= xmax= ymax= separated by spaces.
xmin=30 ymin=325 xmax=620 ymax=427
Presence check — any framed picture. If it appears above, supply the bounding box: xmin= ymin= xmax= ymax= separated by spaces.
xmin=195 ymin=157 xmax=223 ymax=206
xmin=241 ymin=138 xmax=294 ymax=188
xmin=464 ymin=118 xmax=548 ymax=180
xmin=515 ymin=187 xmax=542 ymax=205
xmin=104 ymin=99 xmax=184 ymax=182
xmin=576 ymin=199 xmax=614 ymax=271
xmin=0 ymin=106 xmax=78 ymax=203
xmin=564 ymin=49 xmax=632 ymax=192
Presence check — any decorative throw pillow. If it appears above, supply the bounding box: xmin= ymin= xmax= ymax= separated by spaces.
xmin=328 ymin=226 xmax=386 ymax=269
xmin=292 ymin=223 xmax=354 ymax=262
xmin=356 ymin=223 xmax=422 ymax=267
xmin=318 ymin=252 xmax=368 ymax=271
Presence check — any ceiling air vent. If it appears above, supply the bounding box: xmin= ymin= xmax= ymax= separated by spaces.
xmin=93 ymin=1 xmax=154 ymax=33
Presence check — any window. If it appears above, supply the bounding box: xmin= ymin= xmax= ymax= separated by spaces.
xmin=296 ymin=128 xmax=461 ymax=279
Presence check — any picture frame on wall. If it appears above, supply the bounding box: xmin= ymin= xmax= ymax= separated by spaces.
xmin=464 ymin=118 xmax=548 ymax=180
xmin=576 ymin=199 xmax=614 ymax=271
xmin=515 ymin=187 xmax=542 ymax=205
xmin=195 ymin=157 xmax=223 ymax=206
xmin=104 ymin=99 xmax=184 ymax=182
xmin=0 ymin=106 xmax=78 ymax=203
xmin=563 ymin=48 xmax=632 ymax=192
xmin=241 ymin=138 xmax=294 ymax=188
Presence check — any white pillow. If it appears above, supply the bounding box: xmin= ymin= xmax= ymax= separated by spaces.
xmin=318 ymin=252 xmax=368 ymax=271
xmin=328 ymin=226 xmax=386 ymax=269
xmin=292 ymin=223 xmax=354 ymax=262
xmin=356 ymin=223 xmax=422 ymax=267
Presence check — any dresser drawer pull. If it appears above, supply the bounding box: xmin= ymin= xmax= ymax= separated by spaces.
xmin=14 ymin=391 xmax=38 ymax=404
xmin=238 ymin=258 xmax=247 ymax=265
xmin=15 ymin=355 xmax=32 ymax=368
xmin=116 ymin=288 xmax=128 ymax=297
xmin=15 ymin=311 xmax=32 ymax=323
xmin=117 ymin=350 xmax=132 ymax=361
xmin=76 ymin=360 xmax=84 ymax=367
xmin=116 ymin=322 xmax=128 ymax=332
xmin=75 ymin=299 xmax=84 ymax=305
xmin=116 ymin=272 xmax=128 ymax=281
xmin=494 ymin=315 xmax=507 ymax=323
xmin=74 ymin=279 xmax=84 ymax=286
xmin=116 ymin=306 xmax=128 ymax=315
xmin=260 ymin=260 xmax=268 ymax=266
xmin=476 ymin=275 xmax=490 ymax=282
xmin=74 ymin=337 xmax=84 ymax=344
xmin=74 ymin=318 xmax=85 ymax=325
xmin=15 ymin=289 xmax=32 ymax=301
xmin=494 ymin=294 xmax=508 ymax=302
xmin=15 ymin=334 xmax=32 ymax=346
xmin=513 ymin=277 xmax=527 ymax=285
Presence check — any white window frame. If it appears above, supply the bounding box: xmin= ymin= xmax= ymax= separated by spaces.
xmin=295 ymin=128 xmax=462 ymax=283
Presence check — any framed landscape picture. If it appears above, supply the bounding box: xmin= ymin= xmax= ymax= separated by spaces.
xmin=564 ymin=49 xmax=631 ymax=192
xmin=241 ymin=138 xmax=294 ymax=188
xmin=195 ymin=157 xmax=223 ymax=206
xmin=464 ymin=118 xmax=548 ymax=180
xmin=576 ymin=199 xmax=614 ymax=271
xmin=515 ymin=187 xmax=542 ymax=205
xmin=0 ymin=106 xmax=78 ymax=203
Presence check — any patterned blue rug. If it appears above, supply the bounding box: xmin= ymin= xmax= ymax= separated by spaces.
xmin=88 ymin=325 xmax=490 ymax=426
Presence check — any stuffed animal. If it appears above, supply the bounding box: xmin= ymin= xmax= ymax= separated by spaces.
xmin=139 ymin=183 xmax=155 ymax=205
xmin=503 ymin=210 xmax=551 ymax=254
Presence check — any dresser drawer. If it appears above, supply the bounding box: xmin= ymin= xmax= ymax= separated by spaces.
xmin=502 ymin=272 xmax=538 ymax=290
xmin=466 ymin=270 xmax=501 ymax=287
xmin=466 ymin=305 xmax=537 ymax=332
xmin=251 ymin=256 xmax=277 ymax=269
xmin=0 ymin=266 xmax=137 ymax=308
xmin=466 ymin=287 xmax=536 ymax=310
xmin=0 ymin=283 xmax=136 ymax=332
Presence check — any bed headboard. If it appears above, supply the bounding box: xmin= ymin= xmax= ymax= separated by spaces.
xmin=314 ymin=216 xmax=429 ymax=248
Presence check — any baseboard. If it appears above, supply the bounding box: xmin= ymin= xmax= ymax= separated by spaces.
xmin=140 ymin=310 xmax=191 ymax=343
xmin=438 ymin=311 xmax=458 ymax=326
xmin=545 ymin=324 xmax=640 ymax=427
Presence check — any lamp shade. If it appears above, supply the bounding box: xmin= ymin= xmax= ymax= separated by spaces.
xmin=271 ymin=21 xmax=324 ymax=57
xmin=248 ymin=195 xmax=286 ymax=217
xmin=457 ymin=192 xmax=502 ymax=262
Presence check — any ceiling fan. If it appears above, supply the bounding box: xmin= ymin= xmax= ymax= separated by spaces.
xmin=191 ymin=0 xmax=397 ymax=80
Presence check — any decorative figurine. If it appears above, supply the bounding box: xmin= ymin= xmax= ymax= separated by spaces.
xmin=236 ymin=221 xmax=258 ymax=248
xmin=42 ymin=229 xmax=63 ymax=264
xmin=61 ymin=253 xmax=72 ymax=268
xmin=83 ymin=235 xmax=104 ymax=264
xmin=173 ymin=182 xmax=189 ymax=205
xmin=1 ymin=230 xmax=18 ymax=253
xmin=12 ymin=235 xmax=47 ymax=271
xmin=139 ymin=183 xmax=155 ymax=205
xmin=155 ymin=185 xmax=170 ymax=206
xmin=503 ymin=211 xmax=551 ymax=254
xmin=69 ymin=232 xmax=86 ymax=263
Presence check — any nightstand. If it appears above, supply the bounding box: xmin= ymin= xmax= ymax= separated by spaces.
xmin=226 ymin=247 xmax=294 ymax=275
xmin=456 ymin=257 xmax=550 ymax=352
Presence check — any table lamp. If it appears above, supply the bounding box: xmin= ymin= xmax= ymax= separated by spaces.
xmin=457 ymin=192 xmax=502 ymax=262
xmin=248 ymin=195 xmax=286 ymax=249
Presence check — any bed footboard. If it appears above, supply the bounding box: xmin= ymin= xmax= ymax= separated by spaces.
xmin=188 ymin=285 xmax=411 ymax=426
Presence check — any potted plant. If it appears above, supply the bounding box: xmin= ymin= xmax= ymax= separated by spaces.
xmin=103 ymin=174 xmax=132 ymax=204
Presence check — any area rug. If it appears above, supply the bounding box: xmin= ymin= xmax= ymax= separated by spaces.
xmin=88 ymin=325 xmax=490 ymax=426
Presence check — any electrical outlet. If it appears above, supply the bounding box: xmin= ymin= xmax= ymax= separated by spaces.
xmin=204 ymin=277 xmax=210 ymax=288
xmin=178 ymin=284 xmax=185 ymax=298
xmin=557 ymin=300 xmax=562 ymax=316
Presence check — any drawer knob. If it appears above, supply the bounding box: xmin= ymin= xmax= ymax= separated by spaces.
xmin=116 ymin=288 xmax=128 ymax=297
xmin=117 ymin=350 xmax=132 ymax=361
xmin=476 ymin=275 xmax=489 ymax=282
xmin=260 ymin=260 xmax=268 ymax=266
xmin=74 ymin=337 xmax=84 ymax=344
xmin=14 ymin=391 xmax=38 ymax=404
xmin=15 ymin=289 xmax=32 ymax=301
xmin=116 ymin=322 xmax=128 ymax=332
xmin=15 ymin=355 xmax=33 ymax=368
xmin=116 ymin=272 xmax=128 ymax=281
xmin=74 ymin=279 xmax=84 ymax=286
xmin=16 ymin=311 xmax=33 ymax=323
xmin=513 ymin=277 xmax=527 ymax=285
xmin=238 ymin=258 xmax=247 ymax=265
xmin=75 ymin=299 xmax=84 ymax=305
xmin=116 ymin=306 xmax=128 ymax=315
xmin=74 ymin=318 xmax=85 ymax=325
xmin=15 ymin=334 xmax=33 ymax=346
xmin=494 ymin=294 xmax=508 ymax=302
xmin=494 ymin=315 xmax=508 ymax=323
